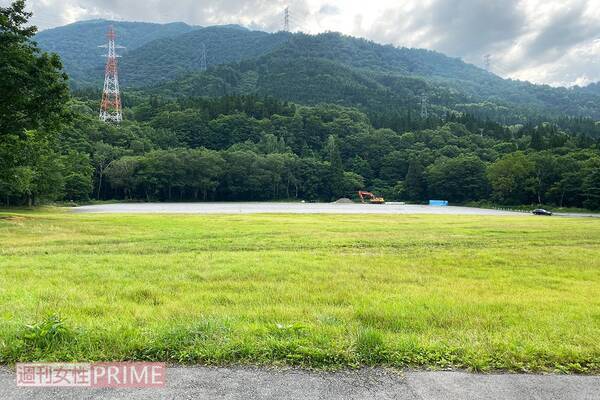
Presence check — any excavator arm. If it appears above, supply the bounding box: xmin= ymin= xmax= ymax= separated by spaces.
xmin=358 ymin=191 xmax=385 ymax=204
xmin=358 ymin=191 xmax=373 ymax=203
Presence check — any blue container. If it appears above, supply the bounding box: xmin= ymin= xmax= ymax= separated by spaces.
xmin=429 ymin=200 xmax=448 ymax=206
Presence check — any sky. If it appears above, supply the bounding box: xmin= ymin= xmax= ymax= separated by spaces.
xmin=7 ymin=0 xmax=600 ymax=87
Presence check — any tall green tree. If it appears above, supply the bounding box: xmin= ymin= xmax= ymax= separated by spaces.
xmin=427 ymin=156 xmax=488 ymax=203
xmin=0 ymin=0 xmax=69 ymax=134
xmin=92 ymin=142 xmax=123 ymax=199
xmin=529 ymin=151 xmax=559 ymax=205
xmin=105 ymin=156 xmax=141 ymax=199
xmin=325 ymin=135 xmax=345 ymax=199
xmin=62 ymin=151 xmax=94 ymax=201
xmin=184 ymin=148 xmax=226 ymax=200
xmin=487 ymin=152 xmax=534 ymax=204
xmin=583 ymin=166 xmax=600 ymax=210
xmin=529 ymin=129 xmax=545 ymax=151
xmin=405 ymin=159 xmax=427 ymax=202
xmin=0 ymin=1 xmax=70 ymax=205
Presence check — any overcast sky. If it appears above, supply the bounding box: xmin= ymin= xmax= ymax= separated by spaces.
xmin=8 ymin=0 xmax=600 ymax=87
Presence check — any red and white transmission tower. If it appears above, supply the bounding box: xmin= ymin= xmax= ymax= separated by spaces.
xmin=99 ymin=26 xmax=123 ymax=123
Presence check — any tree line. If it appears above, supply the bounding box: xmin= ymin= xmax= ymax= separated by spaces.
xmin=37 ymin=93 xmax=600 ymax=209
xmin=1 ymin=1 xmax=600 ymax=210
xmin=92 ymin=145 xmax=600 ymax=210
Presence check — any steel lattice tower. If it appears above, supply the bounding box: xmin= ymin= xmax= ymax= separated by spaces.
xmin=284 ymin=7 xmax=290 ymax=32
xmin=484 ymin=54 xmax=491 ymax=71
xmin=99 ymin=26 xmax=123 ymax=123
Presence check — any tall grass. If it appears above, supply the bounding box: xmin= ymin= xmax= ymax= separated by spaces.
xmin=0 ymin=211 xmax=599 ymax=372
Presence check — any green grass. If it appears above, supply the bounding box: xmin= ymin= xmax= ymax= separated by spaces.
xmin=1 ymin=210 xmax=599 ymax=373
xmin=464 ymin=201 xmax=600 ymax=215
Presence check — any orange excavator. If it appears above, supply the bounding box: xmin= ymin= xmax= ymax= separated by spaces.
xmin=358 ymin=191 xmax=385 ymax=204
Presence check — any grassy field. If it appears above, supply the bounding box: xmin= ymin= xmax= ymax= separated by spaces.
xmin=1 ymin=209 xmax=599 ymax=373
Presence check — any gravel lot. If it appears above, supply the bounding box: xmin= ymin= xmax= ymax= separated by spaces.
xmin=72 ymin=202 xmax=530 ymax=215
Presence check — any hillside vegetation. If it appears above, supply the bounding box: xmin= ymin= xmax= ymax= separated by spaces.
xmin=119 ymin=26 xmax=292 ymax=87
xmin=156 ymin=33 xmax=600 ymax=121
xmin=35 ymin=19 xmax=197 ymax=87
xmin=37 ymin=22 xmax=600 ymax=121
xmin=26 ymin=92 xmax=595 ymax=208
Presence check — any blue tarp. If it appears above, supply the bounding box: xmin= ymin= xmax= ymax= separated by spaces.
xmin=429 ymin=200 xmax=448 ymax=206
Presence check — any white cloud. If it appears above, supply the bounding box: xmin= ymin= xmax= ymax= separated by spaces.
xmin=5 ymin=0 xmax=600 ymax=87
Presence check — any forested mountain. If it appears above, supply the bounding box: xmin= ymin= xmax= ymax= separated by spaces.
xmin=154 ymin=50 xmax=464 ymax=120
xmin=37 ymin=21 xmax=600 ymax=122
xmin=119 ymin=27 xmax=292 ymax=87
xmin=155 ymin=33 xmax=600 ymax=122
xmin=35 ymin=19 xmax=197 ymax=86
xmin=578 ymin=82 xmax=600 ymax=96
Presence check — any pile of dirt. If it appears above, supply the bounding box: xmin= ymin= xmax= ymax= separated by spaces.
xmin=333 ymin=198 xmax=354 ymax=204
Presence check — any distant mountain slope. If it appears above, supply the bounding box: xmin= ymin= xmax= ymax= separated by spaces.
xmin=153 ymin=33 xmax=600 ymax=121
xmin=578 ymin=82 xmax=600 ymax=96
xmin=118 ymin=26 xmax=292 ymax=87
xmin=262 ymin=32 xmax=490 ymax=82
xmin=36 ymin=21 xmax=600 ymax=120
xmin=35 ymin=19 xmax=197 ymax=86
xmin=156 ymin=54 xmax=465 ymax=117
xmin=246 ymin=33 xmax=600 ymax=119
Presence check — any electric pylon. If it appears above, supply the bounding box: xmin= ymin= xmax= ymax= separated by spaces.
xmin=99 ymin=26 xmax=123 ymax=123
xmin=200 ymin=42 xmax=207 ymax=72
xmin=420 ymin=95 xmax=428 ymax=119
xmin=283 ymin=7 xmax=290 ymax=32
xmin=484 ymin=54 xmax=491 ymax=71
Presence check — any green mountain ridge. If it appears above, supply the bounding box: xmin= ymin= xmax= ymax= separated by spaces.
xmin=118 ymin=26 xmax=292 ymax=87
xmin=152 ymin=33 xmax=600 ymax=122
xmin=154 ymin=54 xmax=455 ymax=117
xmin=36 ymin=20 xmax=600 ymax=122
xmin=35 ymin=19 xmax=198 ymax=86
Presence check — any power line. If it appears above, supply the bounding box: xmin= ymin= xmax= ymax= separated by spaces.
xmin=288 ymin=11 xmax=308 ymax=33
xmin=288 ymin=15 xmax=309 ymax=33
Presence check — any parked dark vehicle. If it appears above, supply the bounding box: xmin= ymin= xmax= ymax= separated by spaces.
xmin=532 ymin=209 xmax=553 ymax=216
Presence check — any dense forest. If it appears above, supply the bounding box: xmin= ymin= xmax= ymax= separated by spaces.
xmin=36 ymin=20 xmax=600 ymax=122
xmin=2 ymin=1 xmax=600 ymax=209
xmin=154 ymin=32 xmax=600 ymax=122
xmin=54 ymin=92 xmax=600 ymax=208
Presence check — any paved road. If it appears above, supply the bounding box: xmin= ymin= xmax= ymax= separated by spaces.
xmin=1 ymin=367 xmax=598 ymax=400
xmin=72 ymin=202 xmax=528 ymax=216
xmin=554 ymin=212 xmax=600 ymax=218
